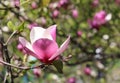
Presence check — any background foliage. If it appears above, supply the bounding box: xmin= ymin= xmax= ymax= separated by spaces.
xmin=0 ymin=0 xmax=120 ymax=83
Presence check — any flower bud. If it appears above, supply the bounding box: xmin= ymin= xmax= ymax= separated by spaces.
xmin=40 ymin=17 xmax=46 ymax=25
xmin=77 ymin=31 xmax=82 ymax=37
xmin=31 ymin=2 xmax=38 ymax=9
xmin=92 ymin=0 xmax=99 ymax=7
xmin=72 ymin=9 xmax=78 ymax=18
xmin=52 ymin=9 xmax=60 ymax=18
xmin=33 ymin=68 xmax=41 ymax=77
xmin=28 ymin=23 xmax=38 ymax=29
xmin=17 ymin=43 xmax=23 ymax=51
xmin=84 ymin=67 xmax=91 ymax=75
xmin=14 ymin=0 xmax=20 ymax=8
xmin=67 ymin=77 xmax=76 ymax=83
xmin=58 ymin=0 xmax=69 ymax=8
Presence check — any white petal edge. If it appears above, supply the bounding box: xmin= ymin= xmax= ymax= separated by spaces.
xmin=105 ymin=13 xmax=112 ymax=21
xmin=49 ymin=35 xmax=70 ymax=60
xmin=30 ymin=27 xmax=53 ymax=44
xmin=19 ymin=37 xmax=43 ymax=59
xmin=30 ymin=27 xmax=45 ymax=44
xmin=19 ymin=37 xmax=35 ymax=53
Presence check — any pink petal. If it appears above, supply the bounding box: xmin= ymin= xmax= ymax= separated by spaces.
xmin=32 ymin=38 xmax=58 ymax=63
xmin=47 ymin=25 xmax=57 ymax=41
xmin=19 ymin=37 xmax=42 ymax=59
xmin=49 ymin=35 xmax=70 ymax=60
xmin=30 ymin=27 xmax=52 ymax=44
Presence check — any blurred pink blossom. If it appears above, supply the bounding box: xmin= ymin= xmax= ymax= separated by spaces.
xmin=19 ymin=25 xmax=70 ymax=64
xmin=40 ymin=17 xmax=46 ymax=25
xmin=49 ymin=2 xmax=60 ymax=10
xmin=77 ymin=31 xmax=82 ymax=37
xmin=84 ymin=67 xmax=91 ymax=75
xmin=115 ymin=0 xmax=120 ymax=5
xmin=72 ymin=9 xmax=79 ymax=18
xmin=33 ymin=68 xmax=41 ymax=77
xmin=17 ymin=43 xmax=27 ymax=54
xmin=67 ymin=77 xmax=76 ymax=83
xmin=31 ymin=2 xmax=38 ymax=9
xmin=92 ymin=0 xmax=99 ymax=7
xmin=58 ymin=0 xmax=69 ymax=8
xmin=28 ymin=23 xmax=38 ymax=29
xmin=52 ymin=9 xmax=60 ymax=18
xmin=88 ymin=10 xmax=112 ymax=30
xmin=14 ymin=0 xmax=20 ymax=8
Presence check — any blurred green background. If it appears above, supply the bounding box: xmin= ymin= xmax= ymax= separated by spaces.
xmin=0 ymin=0 xmax=120 ymax=83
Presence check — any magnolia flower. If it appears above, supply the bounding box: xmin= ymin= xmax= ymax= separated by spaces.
xmin=33 ymin=68 xmax=41 ymax=77
xmin=59 ymin=0 xmax=69 ymax=8
xmin=84 ymin=67 xmax=91 ymax=75
xmin=88 ymin=10 xmax=112 ymax=30
xmin=67 ymin=77 xmax=76 ymax=83
xmin=40 ymin=17 xmax=46 ymax=25
xmin=28 ymin=23 xmax=38 ymax=29
xmin=52 ymin=9 xmax=60 ymax=18
xmin=14 ymin=0 xmax=20 ymax=8
xmin=77 ymin=31 xmax=82 ymax=37
xmin=72 ymin=9 xmax=79 ymax=18
xmin=31 ymin=2 xmax=38 ymax=9
xmin=19 ymin=25 xmax=70 ymax=64
xmin=92 ymin=0 xmax=99 ymax=7
xmin=17 ymin=43 xmax=27 ymax=54
xmin=84 ymin=64 xmax=91 ymax=75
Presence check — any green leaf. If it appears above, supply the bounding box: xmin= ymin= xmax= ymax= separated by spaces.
xmin=53 ymin=60 xmax=63 ymax=73
xmin=17 ymin=22 xmax=24 ymax=32
xmin=7 ymin=21 xmax=15 ymax=31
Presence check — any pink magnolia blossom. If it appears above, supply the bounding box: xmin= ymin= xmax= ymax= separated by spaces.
xmin=40 ymin=17 xmax=46 ymax=25
xmin=58 ymin=0 xmax=69 ymax=8
xmin=88 ymin=10 xmax=112 ymax=30
xmin=14 ymin=0 xmax=20 ymax=8
xmin=67 ymin=77 xmax=76 ymax=83
xmin=31 ymin=2 xmax=38 ymax=9
xmin=52 ymin=9 xmax=60 ymax=18
xmin=28 ymin=23 xmax=38 ymax=29
xmin=17 ymin=43 xmax=27 ymax=54
xmin=19 ymin=25 xmax=70 ymax=64
xmin=84 ymin=66 xmax=91 ymax=75
xmin=72 ymin=9 xmax=79 ymax=18
xmin=92 ymin=0 xmax=99 ymax=7
xmin=77 ymin=31 xmax=82 ymax=37
xmin=33 ymin=68 xmax=41 ymax=77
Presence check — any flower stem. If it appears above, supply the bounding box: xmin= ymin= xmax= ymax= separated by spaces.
xmin=0 ymin=59 xmax=45 ymax=70
xmin=4 ymin=30 xmax=17 ymax=45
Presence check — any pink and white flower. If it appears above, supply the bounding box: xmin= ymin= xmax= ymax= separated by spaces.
xmin=19 ymin=25 xmax=70 ymax=64
xmin=88 ymin=10 xmax=112 ymax=30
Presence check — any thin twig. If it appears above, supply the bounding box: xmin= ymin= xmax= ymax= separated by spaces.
xmin=4 ymin=30 xmax=17 ymax=45
xmin=3 ymin=72 xmax=9 ymax=83
xmin=0 ymin=59 xmax=45 ymax=70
